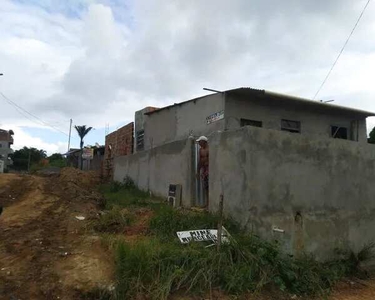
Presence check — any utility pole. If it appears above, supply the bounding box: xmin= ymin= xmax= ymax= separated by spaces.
xmin=67 ymin=119 xmax=72 ymax=152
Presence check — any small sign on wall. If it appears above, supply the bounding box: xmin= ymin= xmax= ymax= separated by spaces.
xmin=82 ymin=148 xmax=94 ymax=160
xmin=206 ymin=110 xmax=224 ymax=125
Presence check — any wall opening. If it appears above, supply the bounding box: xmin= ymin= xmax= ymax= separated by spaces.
xmin=331 ymin=126 xmax=348 ymax=140
xmin=136 ymin=130 xmax=145 ymax=151
xmin=281 ymin=119 xmax=301 ymax=133
xmin=240 ymin=119 xmax=262 ymax=128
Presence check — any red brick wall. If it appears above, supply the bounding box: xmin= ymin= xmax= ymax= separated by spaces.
xmin=103 ymin=122 xmax=134 ymax=178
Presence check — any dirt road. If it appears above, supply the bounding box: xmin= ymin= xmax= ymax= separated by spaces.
xmin=0 ymin=172 xmax=114 ymax=300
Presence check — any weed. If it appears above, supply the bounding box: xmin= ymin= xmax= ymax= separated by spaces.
xmin=89 ymin=206 xmax=133 ymax=233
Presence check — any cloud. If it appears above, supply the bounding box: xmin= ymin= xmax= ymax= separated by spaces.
xmin=1 ymin=0 xmax=375 ymax=147
xmin=1 ymin=125 xmax=67 ymax=155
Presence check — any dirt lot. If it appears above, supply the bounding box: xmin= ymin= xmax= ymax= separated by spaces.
xmin=0 ymin=171 xmax=114 ymax=300
xmin=1 ymin=171 xmax=375 ymax=300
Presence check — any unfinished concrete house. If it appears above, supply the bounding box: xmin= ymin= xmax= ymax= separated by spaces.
xmin=113 ymin=87 xmax=375 ymax=258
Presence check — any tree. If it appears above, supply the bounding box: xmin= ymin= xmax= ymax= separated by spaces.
xmin=74 ymin=125 xmax=93 ymax=170
xmin=369 ymin=127 xmax=375 ymax=144
xmin=48 ymin=153 xmax=67 ymax=168
xmin=10 ymin=147 xmax=47 ymax=171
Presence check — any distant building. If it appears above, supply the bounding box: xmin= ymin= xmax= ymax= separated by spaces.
xmin=65 ymin=146 xmax=105 ymax=172
xmin=0 ymin=129 xmax=14 ymax=170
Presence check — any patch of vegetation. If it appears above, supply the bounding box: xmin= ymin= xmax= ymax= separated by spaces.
xmin=149 ymin=205 xmax=239 ymax=241
xmin=99 ymin=180 xmax=375 ymax=299
xmin=115 ymin=236 xmax=375 ymax=299
xmin=76 ymin=287 xmax=114 ymax=300
xmin=99 ymin=179 xmax=161 ymax=210
xmin=89 ymin=206 xmax=134 ymax=233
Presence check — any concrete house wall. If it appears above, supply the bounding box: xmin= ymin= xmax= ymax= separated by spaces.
xmin=134 ymin=107 xmax=159 ymax=152
xmin=209 ymin=126 xmax=375 ymax=259
xmin=114 ymin=138 xmax=195 ymax=207
xmin=225 ymin=92 xmax=368 ymax=144
xmin=143 ymin=93 xmax=225 ymax=150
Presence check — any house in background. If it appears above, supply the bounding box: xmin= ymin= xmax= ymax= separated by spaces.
xmin=140 ymin=87 xmax=374 ymax=151
xmin=65 ymin=146 xmax=105 ymax=172
xmin=0 ymin=129 xmax=14 ymax=172
xmin=65 ymin=148 xmax=81 ymax=168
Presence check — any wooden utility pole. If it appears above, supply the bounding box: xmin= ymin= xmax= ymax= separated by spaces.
xmin=67 ymin=119 xmax=72 ymax=153
xmin=217 ymin=193 xmax=224 ymax=252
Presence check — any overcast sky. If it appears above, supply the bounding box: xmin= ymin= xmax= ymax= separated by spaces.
xmin=1 ymin=0 xmax=375 ymax=154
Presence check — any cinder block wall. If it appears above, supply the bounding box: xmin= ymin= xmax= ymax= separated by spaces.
xmin=113 ymin=138 xmax=195 ymax=207
xmin=209 ymin=126 xmax=375 ymax=259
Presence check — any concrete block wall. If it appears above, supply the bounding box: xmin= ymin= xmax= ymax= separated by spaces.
xmin=209 ymin=126 xmax=375 ymax=259
xmin=113 ymin=138 xmax=195 ymax=207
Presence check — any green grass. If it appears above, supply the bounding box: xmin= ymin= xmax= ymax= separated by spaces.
xmin=88 ymin=206 xmax=134 ymax=233
xmin=114 ymin=235 xmax=366 ymax=299
xmin=99 ymin=181 xmax=161 ymax=210
xmin=98 ymin=180 xmax=375 ymax=300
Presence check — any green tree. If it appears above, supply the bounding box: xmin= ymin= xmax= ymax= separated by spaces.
xmin=48 ymin=153 xmax=67 ymax=168
xmin=10 ymin=147 xmax=47 ymax=171
xmin=74 ymin=125 xmax=93 ymax=170
xmin=369 ymin=127 xmax=375 ymax=144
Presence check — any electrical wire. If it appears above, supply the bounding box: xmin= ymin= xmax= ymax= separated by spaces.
xmin=312 ymin=0 xmax=372 ymax=100
xmin=0 ymin=91 xmax=70 ymax=136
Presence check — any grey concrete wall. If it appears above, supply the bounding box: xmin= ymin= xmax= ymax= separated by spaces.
xmin=209 ymin=126 xmax=375 ymax=259
xmin=0 ymin=141 xmax=13 ymax=167
xmin=144 ymin=93 xmax=225 ymax=150
xmin=225 ymin=94 xmax=368 ymax=144
xmin=114 ymin=138 xmax=195 ymax=207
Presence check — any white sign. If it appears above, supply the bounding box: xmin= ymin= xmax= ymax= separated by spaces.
xmin=176 ymin=228 xmax=230 ymax=244
xmin=82 ymin=148 xmax=94 ymax=160
xmin=0 ymin=160 xmax=4 ymax=173
xmin=206 ymin=111 xmax=224 ymax=125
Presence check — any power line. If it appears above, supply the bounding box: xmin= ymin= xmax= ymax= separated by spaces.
xmin=0 ymin=91 xmax=70 ymax=136
xmin=312 ymin=0 xmax=372 ymax=100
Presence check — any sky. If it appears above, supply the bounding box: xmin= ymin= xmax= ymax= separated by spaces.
xmin=1 ymin=0 xmax=375 ymax=155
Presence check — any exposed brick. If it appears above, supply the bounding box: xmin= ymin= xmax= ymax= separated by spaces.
xmin=103 ymin=122 xmax=134 ymax=178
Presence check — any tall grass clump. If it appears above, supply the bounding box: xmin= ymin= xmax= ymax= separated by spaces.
xmin=114 ymin=235 xmax=375 ymax=299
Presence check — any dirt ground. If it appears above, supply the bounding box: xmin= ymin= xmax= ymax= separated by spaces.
xmin=1 ymin=171 xmax=375 ymax=300
xmin=0 ymin=172 xmax=114 ymax=300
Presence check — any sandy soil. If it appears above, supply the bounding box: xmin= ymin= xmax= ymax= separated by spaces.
xmin=0 ymin=172 xmax=114 ymax=300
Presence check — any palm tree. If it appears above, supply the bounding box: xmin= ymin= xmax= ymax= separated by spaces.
xmin=74 ymin=125 xmax=93 ymax=170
